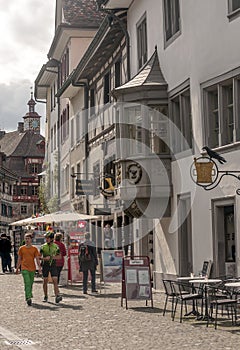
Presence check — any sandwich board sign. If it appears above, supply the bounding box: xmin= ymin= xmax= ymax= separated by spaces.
xmin=121 ymin=256 xmax=153 ymax=309
xmin=101 ymin=250 xmax=124 ymax=283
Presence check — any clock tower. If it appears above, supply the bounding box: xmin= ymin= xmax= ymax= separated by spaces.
xmin=23 ymin=92 xmax=41 ymax=133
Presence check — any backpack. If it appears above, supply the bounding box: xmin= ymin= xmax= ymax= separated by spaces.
xmin=78 ymin=243 xmax=92 ymax=263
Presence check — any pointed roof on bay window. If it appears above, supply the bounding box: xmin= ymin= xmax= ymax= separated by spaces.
xmin=112 ymin=47 xmax=168 ymax=103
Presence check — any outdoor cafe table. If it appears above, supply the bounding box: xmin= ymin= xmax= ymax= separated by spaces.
xmin=191 ymin=279 xmax=222 ymax=321
xmin=225 ymin=281 xmax=240 ymax=288
xmin=177 ymin=276 xmax=205 ymax=281
xmin=225 ymin=281 xmax=240 ymax=299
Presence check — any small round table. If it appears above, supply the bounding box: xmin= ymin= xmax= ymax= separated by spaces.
xmin=191 ymin=279 xmax=222 ymax=321
xmin=225 ymin=281 xmax=240 ymax=288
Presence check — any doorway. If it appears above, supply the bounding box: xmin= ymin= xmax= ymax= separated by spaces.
xmin=212 ymin=199 xmax=236 ymax=278
xmin=178 ymin=194 xmax=193 ymax=276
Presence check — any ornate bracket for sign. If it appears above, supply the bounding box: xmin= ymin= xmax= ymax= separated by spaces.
xmin=190 ymin=157 xmax=240 ymax=195
xmin=99 ymin=174 xmax=115 ymax=198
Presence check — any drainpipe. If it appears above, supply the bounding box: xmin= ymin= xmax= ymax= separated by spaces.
xmin=97 ymin=4 xmax=130 ymax=81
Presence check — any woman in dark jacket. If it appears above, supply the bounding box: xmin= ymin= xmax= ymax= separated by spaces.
xmin=54 ymin=233 xmax=67 ymax=284
xmin=78 ymin=232 xmax=98 ymax=294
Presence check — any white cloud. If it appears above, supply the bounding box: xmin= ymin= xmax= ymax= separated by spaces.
xmin=0 ymin=0 xmax=55 ymax=135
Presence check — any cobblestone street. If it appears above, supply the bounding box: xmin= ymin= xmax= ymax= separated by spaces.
xmin=0 ymin=273 xmax=240 ymax=350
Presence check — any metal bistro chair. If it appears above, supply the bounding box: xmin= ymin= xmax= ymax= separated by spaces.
xmin=207 ymin=286 xmax=237 ymax=329
xmin=162 ymin=279 xmax=176 ymax=318
xmin=172 ymin=281 xmax=204 ymax=323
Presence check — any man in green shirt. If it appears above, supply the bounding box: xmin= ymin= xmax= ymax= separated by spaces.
xmin=40 ymin=231 xmax=62 ymax=303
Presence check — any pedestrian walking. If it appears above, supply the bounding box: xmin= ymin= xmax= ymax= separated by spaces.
xmin=0 ymin=233 xmax=12 ymax=273
xmin=40 ymin=231 xmax=62 ymax=303
xmin=6 ymin=235 xmax=13 ymax=272
xmin=16 ymin=233 xmax=42 ymax=306
xmin=103 ymin=224 xmax=113 ymax=248
xmin=54 ymin=232 xmax=67 ymax=284
xmin=78 ymin=232 xmax=98 ymax=294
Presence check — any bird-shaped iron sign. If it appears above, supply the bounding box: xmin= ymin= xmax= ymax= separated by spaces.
xmin=202 ymin=146 xmax=226 ymax=164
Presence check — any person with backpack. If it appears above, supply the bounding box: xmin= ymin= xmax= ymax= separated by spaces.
xmin=0 ymin=233 xmax=12 ymax=273
xmin=78 ymin=232 xmax=98 ymax=294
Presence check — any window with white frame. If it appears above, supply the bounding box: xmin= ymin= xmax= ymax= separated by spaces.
xmin=77 ymin=163 xmax=81 ymax=178
xmin=21 ymin=205 xmax=27 ymax=214
xmin=51 ymin=127 xmax=53 ymax=152
xmin=76 ymin=112 xmax=80 ymax=142
xmin=137 ymin=15 xmax=147 ymax=70
xmin=115 ymin=61 xmax=121 ymax=88
xmin=104 ymin=72 xmax=111 ymax=104
xmin=90 ymin=88 xmax=95 ymax=116
xmin=149 ymin=106 xmax=170 ymax=154
xmin=127 ymin=106 xmax=144 ymax=154
xmin=65 ymin=165 xmax=69 ymax=193
xmin=170 ymin=86 xmax=193 ymax=153
xmin=29 ymin=163 xmax=40 ymax=174
xmin=20 ymin=186 xmax=27 ymax=196
xmin=228 ymin=0 xmax=240 ymax=13
xmin=33 ymin=204 xmax=39 ymax=215
xmin=60 ymin=48 xmax=69 ymax=87
xmin=53 ymin=124 xmax=56 ymax=150
xmin=163 ymin=0 xmax=180 ymax=44
xmin=203 ymin=74 xmax=240 ymax=148
xmin=93 ymin=162 xmax=100 ymax=197
xmin=71 ymin=118 xmax=74 ymax=148
xmin=71 ymin=166 xmax=75 ymax=199
xmin=31 ymin=186 xmax=38 ymax=196
xmin=228 ymin=0 xmax=240 ymax=20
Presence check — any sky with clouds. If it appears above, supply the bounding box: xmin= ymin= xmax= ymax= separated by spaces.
xmin=0 ymin=0 xmax=55 ymax=135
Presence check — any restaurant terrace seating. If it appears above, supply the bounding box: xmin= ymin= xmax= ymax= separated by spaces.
xmin=207 ymin=286 xmax=237 ymax=329
xmin=171 ymin=281 xmax=204 ymax=323
xmin=162 ymin=279 xmax=176 ymax=318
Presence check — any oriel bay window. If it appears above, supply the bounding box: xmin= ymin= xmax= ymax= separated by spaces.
xmin=124 ymin=105 xmax=170 ymax=156
xmin=203 ymin=73 xmax=240 ymax=148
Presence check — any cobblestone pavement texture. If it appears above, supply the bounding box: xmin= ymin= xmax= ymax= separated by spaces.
xmin=0 ymin=273 xmax=240 ymax=349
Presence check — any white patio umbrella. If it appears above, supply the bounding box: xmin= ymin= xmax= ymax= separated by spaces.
xmin=10 ymin=217 xmax=37 ymax=226
xmin=26 ymin=211 xmax=99 ymax=224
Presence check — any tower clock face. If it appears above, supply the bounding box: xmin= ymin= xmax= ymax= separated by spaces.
xmin=31 ymin=119 xmax=39 ymax=129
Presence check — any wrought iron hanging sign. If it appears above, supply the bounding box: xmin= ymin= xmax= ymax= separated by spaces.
xmin=190 ymin=156 xmax=240 ymax=195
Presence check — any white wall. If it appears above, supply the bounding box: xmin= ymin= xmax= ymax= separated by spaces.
xmin=126 ymin=0 xmax=240 ymax=279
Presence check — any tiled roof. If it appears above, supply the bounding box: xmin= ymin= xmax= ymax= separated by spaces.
xmin=0 ymin=131 xmax=44 ymax=158
xmin=0 ymin=130 xmax=45 ymax=178
xmin=12 ymin=132 xmax=45 ymax=157
xmin=63 ymin=0 xmax=105 ymax=26
xmin=0 ymin=131 xmax=25 ymax=157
